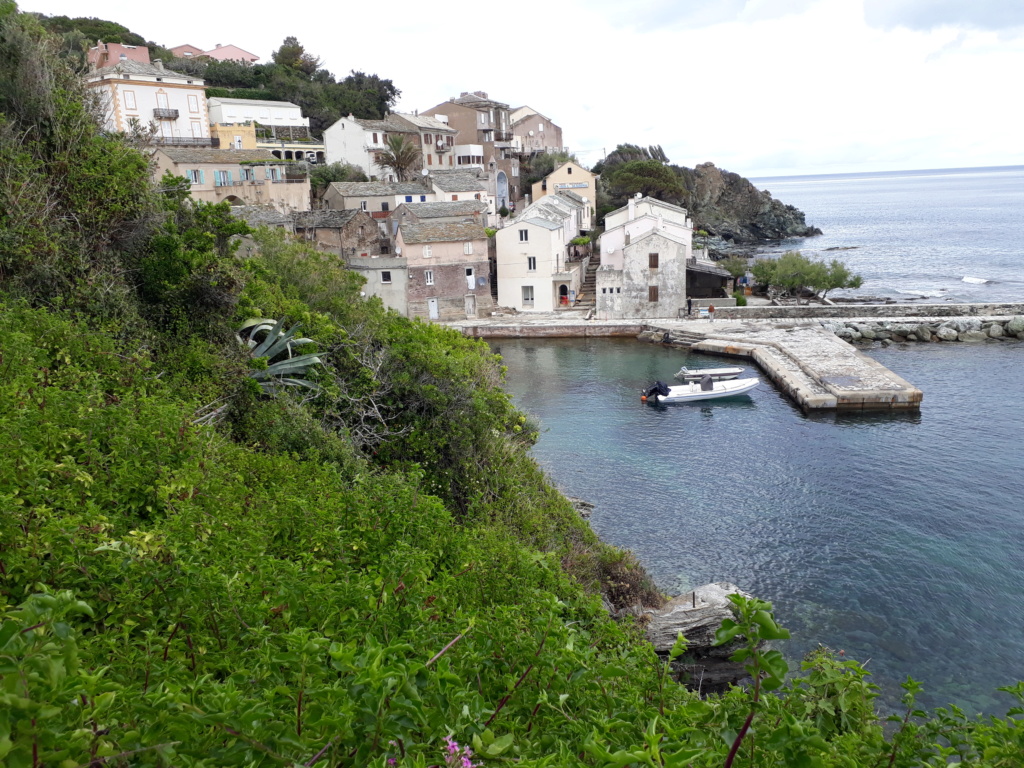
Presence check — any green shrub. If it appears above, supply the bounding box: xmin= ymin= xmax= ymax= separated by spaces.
xmin=732 ymin=290 xmax=748 ymax=306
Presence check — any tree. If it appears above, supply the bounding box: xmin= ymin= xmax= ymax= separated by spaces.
xmin=521 ymin=150 xmax=577 ymax=188
xmin=272 ymin=36 xmax=320 ymax=77
xmin=309 ymin=161 xmax=367 ymax=199
xmin=752 ymin=251 xmax=861 ymax=303
xmin=718 ymin=255 xmax=749 ymax=279
xmin=375 ymin=134 xmax=421 ymax=181
xmin=606 ymin=159 xmax=685 ymax=203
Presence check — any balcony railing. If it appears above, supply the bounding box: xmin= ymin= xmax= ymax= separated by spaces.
xmin=494 ymin=130 xmax=513 ymax=142
xmin=153 ymin=108 xmax=179 ymax=120
xmin=435 ymin=142 xmax=450 ymax=153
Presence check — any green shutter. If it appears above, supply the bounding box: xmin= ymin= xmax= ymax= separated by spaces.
xmin=199 ymin=169 xmax=205 ymax=184
xmin=227 ymin=170 xmax=233 ymax=183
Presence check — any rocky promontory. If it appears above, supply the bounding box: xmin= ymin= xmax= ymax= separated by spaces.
xmin=679 ymin=162 xmax=822 ymax=248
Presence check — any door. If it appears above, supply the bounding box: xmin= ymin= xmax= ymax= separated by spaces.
xmin=427 ymin=298 xmax=439 ymax=320
xmin=465 ymin=294 xmax=477 ymax=319
xmin=465 ymin=267 xmax=475 ymax=291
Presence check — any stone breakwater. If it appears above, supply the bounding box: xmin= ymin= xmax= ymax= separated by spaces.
xmin=822 ymin=315 xmax=1024 ymax=345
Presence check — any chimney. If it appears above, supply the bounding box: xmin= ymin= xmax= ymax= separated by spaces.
xmin=627 ymin=197 xmax=636 ymax=221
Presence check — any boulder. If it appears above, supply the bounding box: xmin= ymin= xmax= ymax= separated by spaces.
xmin=1006 ymin=315 xmax=1024 ymax=335
xmin=959 ymin=330 xmax=989 ymax=342
xmin=873 ymin=330 xmax=892 ymax=340
xmin=936 ymin=326 xmax=959 ymax=341
xmin=943 ymin=318 xmax=982 ymax=333
xmin=643 ymin=582 xmax=750 ymax=652
xmin=914 ymin=325 xmax=934 ymax=341
xmin=857 ymin=326 xmax=877 ymax=340
xmin=890 ymin=324 xmax=914 ymax=337
xmin=988 ymin=323 xmax=1005 ymax=338
xmin=835 ymin=328 xmax=855 ymax=341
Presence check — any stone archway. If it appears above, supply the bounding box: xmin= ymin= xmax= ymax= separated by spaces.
xmin=496 ymin=170 xmax=509 ymax=209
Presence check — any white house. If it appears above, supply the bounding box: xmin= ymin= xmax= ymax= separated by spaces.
xmin=495 ymin=192 xmax=588 ymax=311
xmin=87 ymin=56 xmax=211 ymax=143
xmin=207 ymin=98 xmax=308 ymax=135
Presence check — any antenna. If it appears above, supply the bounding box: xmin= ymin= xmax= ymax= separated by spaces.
xmin=421 ymin=168 xmax=429 ymax=176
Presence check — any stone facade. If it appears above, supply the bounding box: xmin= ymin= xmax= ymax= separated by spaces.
xmin=596 ymin=231 xmax=687 ymax=320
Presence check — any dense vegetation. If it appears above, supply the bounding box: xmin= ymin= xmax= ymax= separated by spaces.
xmin=3 ymin=5 xmax=1024 ymax=766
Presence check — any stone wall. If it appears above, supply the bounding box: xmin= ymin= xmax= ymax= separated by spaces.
xmin=714 ymin=303 xmax=1024 ymax=320
xmin=823 ymin=316 xmax=1024 ymax=344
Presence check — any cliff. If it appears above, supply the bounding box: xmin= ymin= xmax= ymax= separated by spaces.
xmin=680 ymin=162 xmax=822 ymax=247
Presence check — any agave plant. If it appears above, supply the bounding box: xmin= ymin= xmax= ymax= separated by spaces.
xmin=237 ymin=318 xmax=324 ymax=395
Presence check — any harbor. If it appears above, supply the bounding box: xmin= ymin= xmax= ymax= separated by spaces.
xmin=450 ymin=302 xmax=1024 ymax=412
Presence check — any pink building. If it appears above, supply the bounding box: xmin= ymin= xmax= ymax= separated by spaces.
xmin=87 ymin=41 xmax=151 ymax=69
xmin=169 ymin=43 xmax=259 ymax=63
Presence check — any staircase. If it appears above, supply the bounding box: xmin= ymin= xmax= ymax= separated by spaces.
xmin=573 ymin=253 xmax=600 ymax=308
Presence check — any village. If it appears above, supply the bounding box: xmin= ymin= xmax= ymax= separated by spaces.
xmin=85 ymin=39 xmax=735 ymax=324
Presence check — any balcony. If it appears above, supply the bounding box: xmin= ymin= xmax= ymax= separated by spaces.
xmin=494 ymin=130 xmax=513 ymax=142
xmin=153 ymin=107 xmax=179 ymax=120
xmin=435 ymin=141 xmax=450 ymax=153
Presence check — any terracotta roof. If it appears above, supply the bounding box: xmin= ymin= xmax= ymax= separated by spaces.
xmin=399 ymin=220 xmax=488 ymax=244
xmin=157 ymin=148 xmax=284 ymax=164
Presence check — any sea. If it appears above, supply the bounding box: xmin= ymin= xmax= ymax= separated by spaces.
xmin=493 ymin=166 xmax=1024 ymax=715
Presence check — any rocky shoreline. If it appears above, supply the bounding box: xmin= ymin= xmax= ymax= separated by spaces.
xmin=823 ymin=315 xmax=1024 ymax=344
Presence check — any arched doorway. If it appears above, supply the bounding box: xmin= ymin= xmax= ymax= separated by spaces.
xmin=558 ymin=284 xmax=569 ymax=306
xmin=496 ymin=170 xmax=509 ymax=210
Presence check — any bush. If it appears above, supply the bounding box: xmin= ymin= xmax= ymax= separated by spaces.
xmin=732 ymin=290 xmax=747 ymax=306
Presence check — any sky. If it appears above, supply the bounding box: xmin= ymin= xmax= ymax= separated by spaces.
xmin=16 ymin=0 xmax=1024 ymax=177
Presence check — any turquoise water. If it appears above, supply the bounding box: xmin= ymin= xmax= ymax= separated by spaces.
xmin=495 ymin=337 xmax=1024 ymax=714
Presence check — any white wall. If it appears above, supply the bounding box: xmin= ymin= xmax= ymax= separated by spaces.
xmin=600 ymin=214 xmax=692 ymax=270
xmin=496 ymin=222 xmax=565 ymax=311
xmin=208 ymin=99 xmax=307 ymax=128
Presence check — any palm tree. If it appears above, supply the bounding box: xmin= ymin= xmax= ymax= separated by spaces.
xmin=375 ymin=135 xmax=421 ymax=182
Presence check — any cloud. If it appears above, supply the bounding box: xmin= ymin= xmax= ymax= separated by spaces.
xmin=864 ymin=0 xmax=1024 ymax=31
xmin=585 ymin=0 xmax=815 ymax=30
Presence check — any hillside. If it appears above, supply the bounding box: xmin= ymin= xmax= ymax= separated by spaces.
xmin=2 ymin=5 xmax=1024 ymax=767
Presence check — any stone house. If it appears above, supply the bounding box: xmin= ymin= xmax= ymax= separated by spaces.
xmin=293 ymin=209 xmax=382 ymax=257
xmin=397 ymin=221 xmax=493 ymax=320
xmin=596 ymin=230 xmax=689 ymax=320
xmin=322 ymin=181 xmax=434 ymax=215
xmin=392 ymin=200 xmax=488 ymax=229
xmin=345 ymin=257 xmax=409 ymax=315
xmin=152 ymin=148 xmax=310 ymax=213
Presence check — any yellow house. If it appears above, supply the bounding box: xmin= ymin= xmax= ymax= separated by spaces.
xmin=209 ymin=121 xmax=257 ymax=149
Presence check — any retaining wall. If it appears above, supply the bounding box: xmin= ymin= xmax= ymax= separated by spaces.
xmin=715 ymin=303 xmax=1024 ymax=320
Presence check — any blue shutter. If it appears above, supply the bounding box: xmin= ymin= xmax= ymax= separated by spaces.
xmin=199 ymin=170 xmax=205 ymax=184
xmin=227 ymin=170 xmax=233 ymax=183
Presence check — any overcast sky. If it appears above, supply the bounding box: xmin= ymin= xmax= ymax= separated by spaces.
xmin=17 ymin=0 xmax=1024 ymax=177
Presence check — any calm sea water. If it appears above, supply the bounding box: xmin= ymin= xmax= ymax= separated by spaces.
xmin=494 ymin=167 xmax=1024 ymax=715
xmin=750 ymin=166 xmax=1024 ymax=303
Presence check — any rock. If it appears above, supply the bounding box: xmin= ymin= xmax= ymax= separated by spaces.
xmin=988 ymin=323 xmax=1005 ymax=338
xmin=565 ymin=497 xmax=594 ymax=519
xmin=880 ymin=338 xmax=892 ymax=347
xmin=891 ymin=334 xmax=907 ymax=343
xmin=848 ymin=329 xmax=862 ymax=341
xmin=936 ymin=326 xmax=959 ymax=341
xmin=959 ymin=330 xmax=989 ymax=342
xmin=643 ymin=582 xmax=749 ymax=653
xmin=890 ymin=324 xmax=913 ymax=337
xmin=943 ymin=318 xmax=982 ymax=333
xmin=1007 ymin=316 xmax=1024 ymax=335
xmin=857 ymin=325 xmax=876 ymax=340
xmin=872 ymin=330 xmax=892 ymax=340
xmin=914 ymin=325 xmax=934 ymax=341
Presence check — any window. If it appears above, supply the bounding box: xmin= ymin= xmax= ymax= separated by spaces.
xmin=372 ymin=132 xmax=378 ymax=144
xmin=233 ymin=135 xmax=243 ymax=149
xmin=449 ymin=156 xmax=453 ymax=166
xmin=191 ymin=122 xmax=203 ymax=138
xmin=214 ymin=170 xmax=231 ymax=187
xmin=381 ymin=271 xmax=392 ymax=284
xmin=423 ymin=245 xmax=432 ymax=258
xmin=567 ymin=166 xmax=572 ymax=174
xmin=522 ymin=285 xmax=534 ymax=307
xmin=539 ymin=122 xmax=544 ymax=131
xmin=463 ymin=241 xmax=473 ymax=255
xmin=123 ymin=90 xmax=136 ymax=110
xmin=519 ymin=229 xmax=528 ymax=242
xmin=527 ymin=257 xmax=536 ymax=271
xmin=240 ymin=167 xmax=255 ymax=181
xmin=451 ymin=194 xmax=457 ymax=200
xmin=360 ymin=201 xmax=368 ymax=211
xmin=381 ymin=202 xmax=389 ymax=212
xmin=649 ymin=285 xmax=659 ymax=303
xmin=187 ymin=169 xmax=202 ymax=184
xmin=405 ymin=195 xmax=413 ymax=202
xmin=649 ymin=252 xmax=659 ymax=269
xmin=420 ymin=195 xmax=427 ymax=202
xmin=427 ymin=154 xmax=432 ymax=165
xmin=188 ymin=94 xmax=199 ymax=113
xmin=424 ymin=269 xmax=434 ymax=286
xmin=424 ymin=133 xmax=431 ymax=144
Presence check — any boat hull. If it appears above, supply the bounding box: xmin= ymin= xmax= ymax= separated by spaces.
xmin=674 ymin=366 xmax=745 ymax=382
xmin=650 ymin=378 xmax=759 ymax=403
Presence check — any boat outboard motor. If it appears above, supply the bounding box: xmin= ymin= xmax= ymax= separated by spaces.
xmin=700 ymin=374 xmax=714 ymax=391
xmin=641 ymin=381 xmax=671 ymax=401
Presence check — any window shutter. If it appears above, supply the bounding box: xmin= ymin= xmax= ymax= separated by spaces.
xmin=199 ymin=170 xmax=205 ymax=184
xmin=649 ymin=252 xmax=659 ymax=268
xmin=227 ymin=170 xmax=233 ymax=183
xmin=649 ymin=285 xmax=659 ymax=302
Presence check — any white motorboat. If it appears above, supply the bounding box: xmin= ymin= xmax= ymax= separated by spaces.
xmin=674 ymin=365 xmax=745 ymax=382
xmin=641 ymin=377 xmax=759 ymax=403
